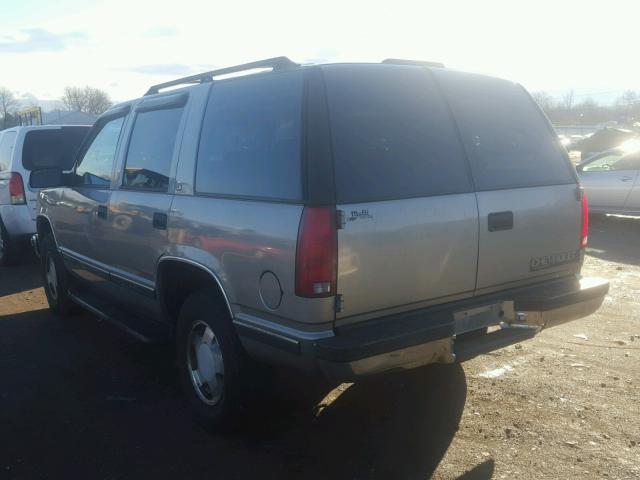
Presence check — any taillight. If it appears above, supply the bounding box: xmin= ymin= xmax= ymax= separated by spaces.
xmin=580 ymin=188 xmax=589 ymax=249
xmin=8 ymin=173 xmax=26 ymax=205
xmin=295 ymin=206 xmax=337 ymax=298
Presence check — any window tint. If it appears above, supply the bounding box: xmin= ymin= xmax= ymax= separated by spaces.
xmin=123 ymin=107 xmax=183 ymax=191
xmin=323 ymin=65 xmax=471 ymax=203
xmin=76 ymin=116 xmax=125 ymax=186
xmin=196 ymin=71 xmax=303 ymax=200
xmin=22 ymin=127 xmax=89 ymax=171
xmin=433 ymin=70 xmax=574 ymax=190
xmin=0 ymin=132 xmax=17 ymax=171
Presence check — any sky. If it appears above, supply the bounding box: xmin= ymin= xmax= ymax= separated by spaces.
xmin=1 ymin=0 xmax=639 ymax=106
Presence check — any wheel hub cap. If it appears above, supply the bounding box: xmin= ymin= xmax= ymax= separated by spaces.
xmin=187 ymin=321 xmax=224 ymax=406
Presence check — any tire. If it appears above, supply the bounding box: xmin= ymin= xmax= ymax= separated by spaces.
xmin=40 ymin=234 xmax=75 ymax=316
xmin=0 ymin=218 xmax=20 ymax=266
xmin=176 ymin=289 xmax=246 ymax=429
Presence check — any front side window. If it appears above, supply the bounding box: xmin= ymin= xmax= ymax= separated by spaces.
xmin=123 ymin=107 xmax=184 ymax=191
xmin=611 ymin=152 xmax=640 ymax=171
xmin=196 ymin=71 xmax=303 ymax=200
xmin=75 ymin=116 xmax=125 ymax=186
xmin=582 ymin=152 xmax=624 ymax=172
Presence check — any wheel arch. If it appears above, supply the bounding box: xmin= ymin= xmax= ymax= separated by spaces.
xmin=156 ymin=256 xmax=234 ymax=326
xmin=36 ymin=214 xmax=57 ymax=247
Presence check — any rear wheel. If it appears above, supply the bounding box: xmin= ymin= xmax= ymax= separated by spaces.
xmin=40 ymin=234 xmax=75 ymax=315
xmin=176 ymin=289 xmax=246 ymax=429
xmin=0 ymin=218 xmax=20 ymax=266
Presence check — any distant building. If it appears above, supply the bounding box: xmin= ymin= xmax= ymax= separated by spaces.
xmin=41 ymin=110 xmax=97 ymax=126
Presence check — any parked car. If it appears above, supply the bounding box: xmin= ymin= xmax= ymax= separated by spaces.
xmin=0 ymin=125 xmax=90 ymax=264
xmin=30 ymin=57 xmax=609 ymax=428
xmin=573 ymin=127 xmax=636 ymax=161
xmin=577 ymin=148 xmax=640 ymax=215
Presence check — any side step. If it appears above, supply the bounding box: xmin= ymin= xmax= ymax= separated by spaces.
xmin=69 ymin=291 xmax=172 ymax=343
xmin=454 ymin=326 xmax=538 ymax=362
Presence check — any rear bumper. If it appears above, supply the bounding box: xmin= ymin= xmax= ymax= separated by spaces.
xmin=312 ymin=276 xmax=609 ymax=380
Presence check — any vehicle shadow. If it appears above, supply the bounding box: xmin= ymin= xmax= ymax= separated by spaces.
xmin=0 ymin=255 xmax=42 ymax=297
xmin=587 ymin=214 xmax=640 ymax=266
xmin=0 ymin=306 xmax=470 ymax=480
xmin=235 ymin=363 xmax=468 ymax=479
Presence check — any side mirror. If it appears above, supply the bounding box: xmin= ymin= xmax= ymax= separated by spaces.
xmin=29 ymin=168 xmax=64 ymax=188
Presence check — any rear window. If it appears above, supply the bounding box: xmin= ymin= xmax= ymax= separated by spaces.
xmin=22 ymin=127 xmax=89 ymax=171
xmin=123 ymin=107 xmax=184 ymax=191
xmin=0 ymin=131 xmax=17 ymax=171
xmin=323 ymin=65 xmax=472 ymax=204
xmin=433 ymin=70 xmax=574 ymax=190
xmin=196 ymin=70 xmax=303 ymax=201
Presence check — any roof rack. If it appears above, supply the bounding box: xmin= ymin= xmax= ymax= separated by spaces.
xmin=382 ymin=58 xmax=445 ymax=68
xmin=144 ymin=56 xmax=300 ymax=96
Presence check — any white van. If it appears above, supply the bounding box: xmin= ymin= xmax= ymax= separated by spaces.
xmin=0 ymin=125 xmax=90 ymax=264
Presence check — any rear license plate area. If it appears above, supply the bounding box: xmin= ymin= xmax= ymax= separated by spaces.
xmin=453 ymin=301 xmax=514 ymax=335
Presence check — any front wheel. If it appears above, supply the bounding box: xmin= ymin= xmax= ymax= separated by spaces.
xmin=176 ymin=290 xmax=246 ymax=429
xmin=40 ymin=234 xmax=75 ymax=315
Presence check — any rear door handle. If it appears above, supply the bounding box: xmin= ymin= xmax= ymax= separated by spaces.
xmin=488 ymin=211 xmax=513 ymax=232
xmin=620 ymin=176 xmax=633 ymax=182
xmin=152 ymin=212 xmax=168 ymax=230
xmin=96 ymin=205 xmax=108 ymax=219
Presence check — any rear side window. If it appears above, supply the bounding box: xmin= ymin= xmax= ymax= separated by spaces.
xmin=0 ymin=132 xmax=17 ymax=171
xmin=75 ymin=116 xmax=125 ymax=186
xmin=434 ymin=70 xmax=574 ymax=191
xmin=196 ymin=71 xmax=303 ymax=201
xmin=123 ymin=107 xmax=183 ymax=191
xmin=323 ymin=65 xmax=471 ymax=203
xmin=22 ymin=127 xmax=89 ymax=171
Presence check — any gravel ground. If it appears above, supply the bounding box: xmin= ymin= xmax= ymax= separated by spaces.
xmin=0 ymin=214 xmax=638 ymax=480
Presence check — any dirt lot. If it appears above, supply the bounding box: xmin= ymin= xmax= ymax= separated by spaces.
xmin=0 ymin=215 xmax=638 ymax=480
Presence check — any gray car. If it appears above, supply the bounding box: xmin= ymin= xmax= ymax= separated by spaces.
xmin=577 ymin=148 xmax=640 ymax=215
xmin=30 ymin=57 xmax=609 ymax=427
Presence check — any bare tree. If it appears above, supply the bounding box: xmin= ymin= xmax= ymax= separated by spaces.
xmin=0 ymin=87 xmax=18 ymax=129
xmin=561 ymin=89 xmax=575 ymax=112
xmin=531 ymin=91 xmax=555 ymax=113
xmin=615 ymin=90 xmax=640 ymax=125
xmin=61 ymin=86 xmax=112 ymax=115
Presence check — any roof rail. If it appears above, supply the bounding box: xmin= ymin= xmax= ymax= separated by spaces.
xmin=144 ymin=56 xmax=300 ymax=96
xmin=382 ymin=58 xmax=445 ymax=68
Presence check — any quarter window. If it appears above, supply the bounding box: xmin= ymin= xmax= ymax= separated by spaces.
xmin=76 ymin=116 xmax=125 ymax=186
xmin=196 ymin=71 xmax=303 ymax=200
xmin=123 ymin=107 xmax=184 ymax=191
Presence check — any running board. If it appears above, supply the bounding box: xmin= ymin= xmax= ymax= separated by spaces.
xmin=454 ymin=326 xmax=538 ymax=362
xmin=69 ymin=291 xmax=171 ymax=343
